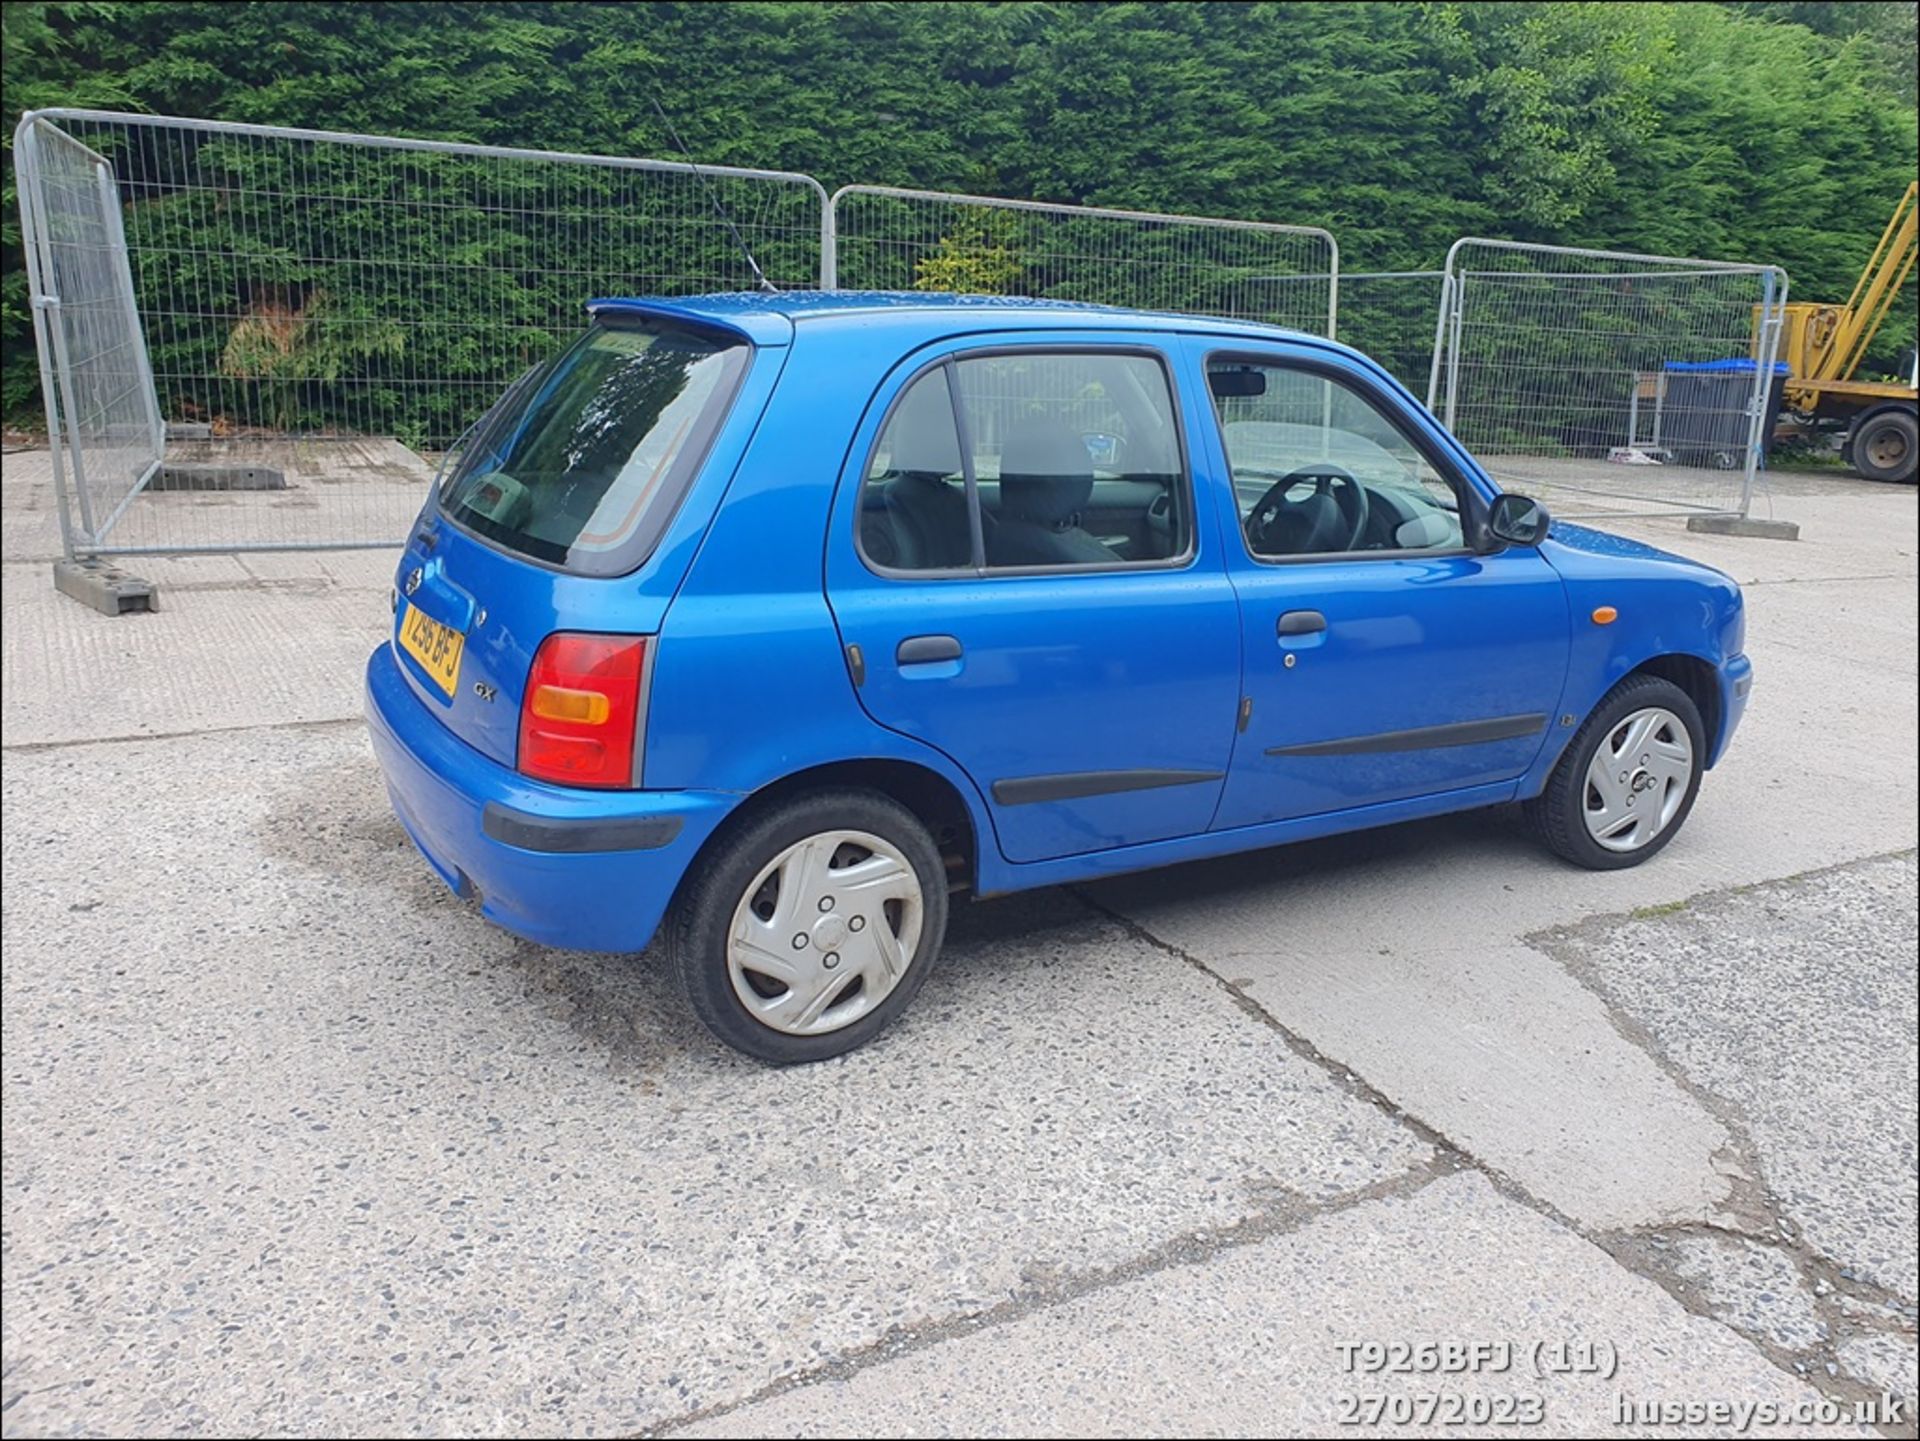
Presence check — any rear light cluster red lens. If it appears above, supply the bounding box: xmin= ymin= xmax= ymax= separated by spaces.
xmin=517 ymin=633 xmax=648 ymax=788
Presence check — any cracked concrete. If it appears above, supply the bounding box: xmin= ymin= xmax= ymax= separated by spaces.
xmin=3 ymin=726 xmax=1432 ymax=1436
xmin=1549 ymin=854 xmax=1919 ymax=1422
xmin=1662 ymin=1233 xmax=1829 ymax=1353
xmin=2 ymin=451 xmax=1915 ymax=1437
xmin=648 ymin=1156 xmax=1472 ymax=1437
xmin=673 ymin=1173 xmax=1881 ymax=1441
xmin=1082 ymin=843 xmax=1760 ymax=1233
xmin=1616 ymin=1222 xmax=1918 ymax=1421
xmin=1544 ymin=855 xmax=1918 ymax=1306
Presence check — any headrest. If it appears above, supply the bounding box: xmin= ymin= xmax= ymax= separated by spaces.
xmin=997 ymin=419 xmax=1093 ymax=526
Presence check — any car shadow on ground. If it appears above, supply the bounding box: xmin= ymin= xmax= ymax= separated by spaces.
xmin=256 ymin=750 xmax=1540 ymax=1074
xmin=1071 ymin=805 xmax=1539 ymax=918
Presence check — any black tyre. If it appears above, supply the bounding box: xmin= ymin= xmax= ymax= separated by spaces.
xmin=1851 ymin=406 xmax=1917 ymax=485
xmin=666 ymin=788 xmax=948 ymax=1064
xmin=1523 ymin=675 xmax=1705 ymax=870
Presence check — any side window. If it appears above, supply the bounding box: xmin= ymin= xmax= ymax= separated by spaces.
xmin=857 ymin=351 xmax=1190 ymax=573
xmin=1207 ymin=360 xmax=1466 ymax=560
xmin=857 ymin=368 xmax=975 ymax=571
xmin=958 ymin=353 xmax=1188 ymax=570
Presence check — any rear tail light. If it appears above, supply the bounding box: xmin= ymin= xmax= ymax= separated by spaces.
xmin=517 ymin=633 xmax=648 ymax=788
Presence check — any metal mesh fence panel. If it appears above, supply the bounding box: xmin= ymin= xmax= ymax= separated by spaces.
xmin=828 ymin=186 xmax=1338 ymax=336
xmin=15 ymin=119 xmax=165 ymax=552
xmin=1331 ymin=271 xmax=1447 ymax=397
xmin=1246 ymin=270 xmax=1445 ymax=396
xmin=1431 ymin=240 xmax=1788 ymax=519
xmin=15 ymin=110 xmax=827 ymax=555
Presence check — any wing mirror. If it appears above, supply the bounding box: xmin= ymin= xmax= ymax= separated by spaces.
xmin=1487 ymin=492 xmax=1551 ymax=547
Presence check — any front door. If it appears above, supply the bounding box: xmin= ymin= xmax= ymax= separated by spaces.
xmin=1189 ymin=344 xmax=1572 ymax=830
xmin=826 ymin=336 xmax=1242 ymax=864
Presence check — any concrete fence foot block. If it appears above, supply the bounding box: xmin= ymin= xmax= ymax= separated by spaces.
xmin=152 ymin=464 xmax=287 ymax=492
xmin=53 ymin=558 xmax=157 ymax=615
xmin=1686 ymin=515 xmax=1801 ymax=541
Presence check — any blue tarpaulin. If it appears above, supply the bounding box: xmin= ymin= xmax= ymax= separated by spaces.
xmin=1662 ymin=359 xmax=1791 ymax=374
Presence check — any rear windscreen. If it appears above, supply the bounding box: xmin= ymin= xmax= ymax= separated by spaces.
xmin=440 ymin=319 xmax=749 ymax=574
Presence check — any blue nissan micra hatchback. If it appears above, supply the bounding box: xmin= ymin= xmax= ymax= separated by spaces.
xmin=367 ymin=292 xmax=1751 ymax=1062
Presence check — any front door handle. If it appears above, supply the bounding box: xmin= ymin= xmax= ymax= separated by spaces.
xmin=896 ymin=634 xmax=963 ymax=665
xmin=1277 ymin=610 xmax=1327 ymax=637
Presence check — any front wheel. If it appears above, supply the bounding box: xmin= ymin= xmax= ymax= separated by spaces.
xmin=666 ymin=788 xmax=948 ymax=1064
xmin=1523 ymin=675 xmax=1705 ymax=870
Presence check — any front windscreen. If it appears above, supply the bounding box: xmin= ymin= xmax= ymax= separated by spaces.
xmin=440 ymin=319 xmax=749 ymax=574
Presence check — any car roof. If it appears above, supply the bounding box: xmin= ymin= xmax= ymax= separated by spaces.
xmin=585 ymin=289 xmax=1328 ymax=349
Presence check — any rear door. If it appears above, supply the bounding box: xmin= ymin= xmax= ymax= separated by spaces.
xmin=825 ymin=334 xmax=1242 ymax=864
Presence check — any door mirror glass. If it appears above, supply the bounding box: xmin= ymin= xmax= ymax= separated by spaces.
xmin=1488 ymin=492 xmax=1550 ymax=547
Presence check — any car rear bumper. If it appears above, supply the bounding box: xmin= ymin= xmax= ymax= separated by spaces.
xmin=364 ymin=644 xmax=735 ymax=953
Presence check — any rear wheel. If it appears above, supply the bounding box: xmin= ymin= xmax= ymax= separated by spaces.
xmin=1850 ymin=406 xmax=1917 ymax=485
xmin=1524 ymin=675 xmax=1705 ymax=870
xmin=667 ymin=789 xmax=948 ymax=1064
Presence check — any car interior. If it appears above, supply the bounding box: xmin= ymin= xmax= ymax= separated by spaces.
xmin=1209 ymin=366 xmax=1467 ymax=558
xmin=857 ymin=355 xmax=1470 ymax=571
xmin=859 ymin=355 xmax=1188 ymax=570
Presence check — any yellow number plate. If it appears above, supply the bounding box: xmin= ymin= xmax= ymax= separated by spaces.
xmin=398 ymin=603 xmax=465 ymax=697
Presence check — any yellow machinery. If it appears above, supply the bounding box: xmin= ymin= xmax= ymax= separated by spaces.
xmin=1771 ymin=180 xmax=1917 ymax=483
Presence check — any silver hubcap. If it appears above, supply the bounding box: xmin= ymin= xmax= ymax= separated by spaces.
xmin=1583 ymin=706 xmax=1694 ymax=853
xmin=727 ymin=829 xmax=924 ymax=1036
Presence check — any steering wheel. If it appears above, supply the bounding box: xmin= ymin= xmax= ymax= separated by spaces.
xmin=1243 ymin=464 xmax=1370 ymax=556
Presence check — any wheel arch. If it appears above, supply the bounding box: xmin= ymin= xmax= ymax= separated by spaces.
xmin=1854 ymin=399 xmax=1919 ymax=429
xmin=1627 ymin=652 xmax=1722 ymax=760
xmin=1521 ymin=646 xmax=1729 ymax=800
xmin=1520 ymin=664 xmax=1709 ymax=869
xmin=678 ymin=758 xmax=983 ymax=919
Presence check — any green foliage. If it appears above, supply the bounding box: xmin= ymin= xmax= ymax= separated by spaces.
xmin=217 ymin=288 xmax=407 ymax=432
xmin=1434 ymin=3 xmax=1673 ymax=231
xmin=1725 ymin=1 xmax=1917 ymax=105
xmin=2 ymin=1 xmax=136 ymax=418
xmin=3 ymin=0 xmax=1915 ymax=433
xmin=913 ymin=212 xmax=1025 ymax=295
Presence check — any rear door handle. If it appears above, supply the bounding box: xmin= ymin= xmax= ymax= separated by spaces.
xmin=896 ymin=634 xmax=963 ymax=665
xmin=1277 ymin=610 xmax=1327 ymax=637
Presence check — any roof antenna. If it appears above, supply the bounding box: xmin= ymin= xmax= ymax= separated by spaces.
xmin=650 ymin=96 xmax=778 ymax=295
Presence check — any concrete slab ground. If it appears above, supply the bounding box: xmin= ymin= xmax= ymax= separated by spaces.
xmin=2 ymin=443 xmax=401 ymax=747
xmin=1547 ymin=854 xmax=1919 ymax=1330
xmin=1 ymin=727 xmax=1425 ymax=1434
xmin=679 ymin=1173 xmax=1876 ymax=1440
xmin=0 ymin=439 xmax=430 ymax=563
xmin=2 ymin=548 xmax=393 ymax=747
xmin=2 ymin=447 xmax=1915 ymax=1437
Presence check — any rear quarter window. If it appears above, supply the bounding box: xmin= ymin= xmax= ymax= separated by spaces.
xmin=440 ymin=319 xmax=749 ymax=576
